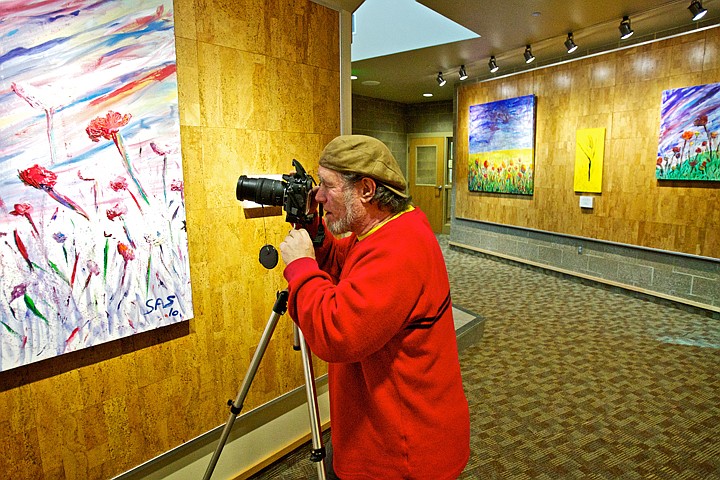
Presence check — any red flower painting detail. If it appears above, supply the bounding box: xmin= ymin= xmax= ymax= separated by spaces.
xmin=110 ymin=176 xmax=142 ymax=211
xmin=18 ymin=165 xmax=89 ymax=220
xmin=117 ymin=242 xmax=135 ymax=287
xmin=86 ymin=111 xmax=149 ymax=204
xmin=86 ymin=111 xmax=132 ymax=141
xmin=10 ymin=203 xmax=39 ymax=235
xmin=18 ymin=164 xmax=57 ymax=190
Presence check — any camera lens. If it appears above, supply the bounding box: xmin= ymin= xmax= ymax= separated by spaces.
xmin=236 ymin=176 xmax=286 ymax=207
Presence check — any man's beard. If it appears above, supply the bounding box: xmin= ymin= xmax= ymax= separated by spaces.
xmin=326 ymin=188 xmax=361 ymax=235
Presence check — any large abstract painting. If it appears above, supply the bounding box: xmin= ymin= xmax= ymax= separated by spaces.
xmin=0 ymin=1 xmax=193 ymax=371
xmin=656 ymin=82 xmax=720 ymax=181
xmin=468 ymin=95 xmax=536 ymax=195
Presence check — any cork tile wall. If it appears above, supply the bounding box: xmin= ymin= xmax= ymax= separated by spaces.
xmin=456 ymin=29 xmax=720 ymax=259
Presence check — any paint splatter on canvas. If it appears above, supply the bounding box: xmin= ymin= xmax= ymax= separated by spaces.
xmin=0 ymin=1 xmax=193 ymax=371
xmin=656 ymin=82 xmax=720 ymax=181
xmin=468 ymin=95 xmax=536 ymax=195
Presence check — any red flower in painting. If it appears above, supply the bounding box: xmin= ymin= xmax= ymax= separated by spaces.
xmin=110 ymin=177 xmax=129 ymax=192
xmin=109 ymin=176 xmax=142 ymax=212
xmin=171 ymin=179 xmax=185 ymax=201
xmin=10 ymin=203 xmax=39 ymax=235
xmin=18 ymin=165 xmax=89 ymax=220
xmin=170 ymin=180 xmax=184 ymax=192
xmin=117 ymin=242 xmax=135 ymax=287
xmin=86 ymin=110 xmax=150 ymax=205
xmin=19 ymin=164 xmax=57 ymax=190
xmin=86 ymin=111 xmax=132 ymax=142
xmin=693 ymin=115 xmax=708 ymax=127
xmin=106 ymin=203 xmax=128 ymax=221
xmin=10 ymin=203 xmax=32 ymax=217
xmin=117 ymin=242 xmax=135 ymax=262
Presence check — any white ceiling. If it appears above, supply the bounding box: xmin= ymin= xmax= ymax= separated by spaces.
xmin=323 ymin=0 xmax=720 ymax=104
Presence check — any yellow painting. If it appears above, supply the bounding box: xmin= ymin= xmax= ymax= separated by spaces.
xmin=574 ymin=128 xmax=605 ymax=193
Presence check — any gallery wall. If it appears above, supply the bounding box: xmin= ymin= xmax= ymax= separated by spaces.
xmin=455 ymin=29 xmax=720 ymax=260
xmin=0 ymin=0 xmax=339 ymax=478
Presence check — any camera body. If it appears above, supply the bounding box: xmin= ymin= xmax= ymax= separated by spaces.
xmin=236 ymin=159 xmax=316 ymax=225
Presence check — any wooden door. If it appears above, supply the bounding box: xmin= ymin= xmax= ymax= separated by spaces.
xmin=408 ymin=137 xmax=445 ymax=233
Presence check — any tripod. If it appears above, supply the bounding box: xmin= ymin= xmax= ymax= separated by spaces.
xmin=203 ymin=290 xmax=327 ymax=480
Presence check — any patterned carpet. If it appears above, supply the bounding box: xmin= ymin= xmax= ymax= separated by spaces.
xmin=249 ymin=235 xmax=720 ymax=479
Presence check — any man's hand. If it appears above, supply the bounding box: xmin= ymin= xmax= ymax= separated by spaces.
xmin=280 ymin=228 xmax=316 ymax=265
xmin=308 ymin=185 xmax=320 ymax=214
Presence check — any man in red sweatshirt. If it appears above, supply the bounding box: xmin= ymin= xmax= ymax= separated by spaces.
xmin=280 ymin=135 xmax=470 ymax=479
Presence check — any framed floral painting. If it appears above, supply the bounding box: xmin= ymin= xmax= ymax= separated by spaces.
xmin=468 ymin=95 xmax=536 ymax=195
xmin=0 ymin=0 xmax=193 ymax=371
xmin=656 ymin=82 xmax=720 ymax=181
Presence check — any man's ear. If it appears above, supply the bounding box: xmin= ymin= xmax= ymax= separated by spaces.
xmin=357 ymin=177 xmax=377 ymax=203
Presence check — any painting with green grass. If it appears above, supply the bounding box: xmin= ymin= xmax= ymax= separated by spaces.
xmin=656 ymin=82 xmax=720 ymax=181
xmin=468 ymin=95 xmax=536 ymax=195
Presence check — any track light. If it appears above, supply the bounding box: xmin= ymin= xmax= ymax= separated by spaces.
xmin=488 ymin=56 xmax=499 ymax=73
xmin=688 ymin=0 xmax=707 ymax=21
xmin=437 ymin=72 xmax=446 ymax=86
xmin=524 ymin=45 xmax=535 ymax=64
xmin=459 ymin=65 xmax=468 ymax=81
xmin=564 ymin=33 xmax=578 ymax=54
xmin=619 ymin=16 xmax=634 ymax=40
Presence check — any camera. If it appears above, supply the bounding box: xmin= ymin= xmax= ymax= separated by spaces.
xmin=236 ymin=159 xmax=316 ymax=225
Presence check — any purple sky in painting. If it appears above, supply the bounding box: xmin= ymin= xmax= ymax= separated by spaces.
xmin=469 ymin=95 xmax=536 ymax=154
xmin=657 ymin=82 xmax=720 ymax=157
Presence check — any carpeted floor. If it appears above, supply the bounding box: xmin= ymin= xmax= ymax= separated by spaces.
xmin=249 ymin=235 xmax=720 ymax=479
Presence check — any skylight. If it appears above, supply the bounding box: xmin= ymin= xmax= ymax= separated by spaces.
xmin=351 ymin=0 xmax=480 ymax=61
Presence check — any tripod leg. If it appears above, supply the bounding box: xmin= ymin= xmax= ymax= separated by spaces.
xmin=296 ymin=325 xmax=327 ymax=480
xmin=203 ymin=291 xmax=289 ymax=480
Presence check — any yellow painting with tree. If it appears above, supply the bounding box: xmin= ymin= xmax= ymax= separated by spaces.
xmin=574 ymin=127 xmax=605 ymax=193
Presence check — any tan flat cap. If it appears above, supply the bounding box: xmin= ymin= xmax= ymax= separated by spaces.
xmin=319 ymin=135 xmax=408 ymax=198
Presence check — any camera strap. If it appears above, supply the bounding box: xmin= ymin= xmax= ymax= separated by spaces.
xmin=311 ymin=204 xmax=325 ymax=247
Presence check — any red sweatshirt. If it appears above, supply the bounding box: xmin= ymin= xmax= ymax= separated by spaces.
xmin=284 ymin=207 xmax=470 ymax=479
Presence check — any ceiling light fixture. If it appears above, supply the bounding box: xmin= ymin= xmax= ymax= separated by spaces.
xmin=688 ymin=0 xmax=707 ymax=21
xmin=437 ymin=72 xmax=446 ymax=86
xmin=619 ymin=16 xmax=634 ymax=40
xmin=564 ymin=33 xmax=578 ymax=54
xmin=524 ymin=45 xmax=535 ymax=64
xmin=459 ymin=65 xmax=468 ymax=81
xmin=488 ymin=56 xmax=499 ymax=73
